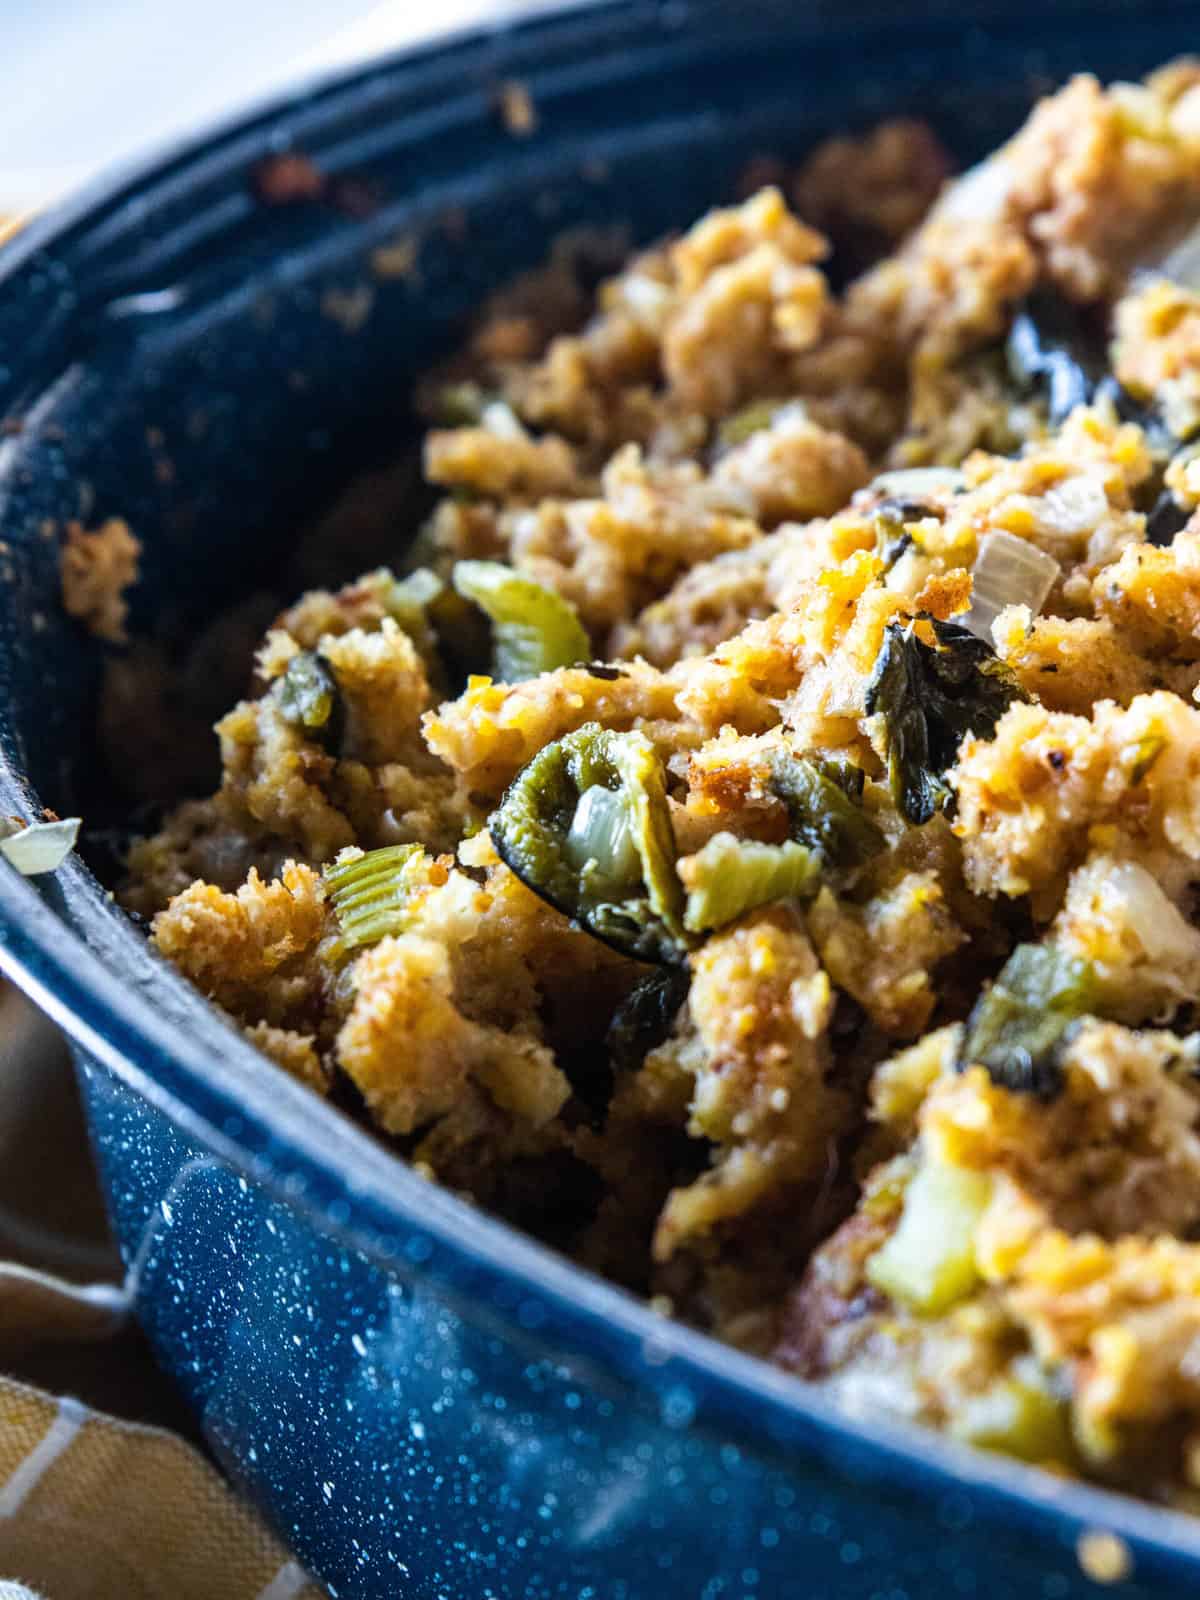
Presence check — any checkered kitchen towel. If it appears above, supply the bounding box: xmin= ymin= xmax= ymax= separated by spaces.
xmin=0 ymin=989 xmax=326 ymax=1600
xmin=0 ymin=1377 xmax=322 ymax=1600
xmin=0 ymin=175 xmax=338 ymax=1591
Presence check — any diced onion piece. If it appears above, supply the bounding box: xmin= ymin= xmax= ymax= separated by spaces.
xmin=966 ymin=530 xmax=1060 ymax=640
xmin=620 ymin=274 xmax=673 ymax=324
xmin=0 ymin=816 xmax=80 ymax=876
xmin=869 ymin=467 xmax=966 ymax=500
xmin=565 ymin=784 xmax=641 ymax=895
xmin=866 ymin=1158 xmax=992 ymax=1315
xmin=1036 ymin=474 xmax=1109 ymax=537
xmin=1099 ymin=859 xmax=1199 ymax=966
xmin=931 ymin=155 xmax=1012 ymax=225
xmin=680 ymin=833 xmax=823 ymax=933
xmin=480 ymin=400 xmax=528 ymax=441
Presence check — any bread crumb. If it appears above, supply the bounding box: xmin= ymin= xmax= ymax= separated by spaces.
xmin=59 ymin=517 xmax=141 ymax=643
xmin=321 ymin=284 xmax=375 ymax=334
xmin=251 ymin=151 xmax=325 ymax=205
xmin=370 ymin=236 xmax=418 ymax=281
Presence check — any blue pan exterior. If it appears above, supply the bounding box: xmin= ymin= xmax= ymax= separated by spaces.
xmin=3 ymin=3 xmax=1200 ymax=1594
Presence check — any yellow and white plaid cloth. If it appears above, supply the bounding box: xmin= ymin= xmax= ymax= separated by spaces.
xmin=0 ymin=175 xmax=329 ymax=1591
xmin=0 ymin=988 xmax=326 ymax=1600
xmin=0 ymin=1378 xmax=321 ymax=1600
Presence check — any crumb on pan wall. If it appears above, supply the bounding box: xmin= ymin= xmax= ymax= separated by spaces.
xmin=59 ymin=518 xmax=141 ymax=643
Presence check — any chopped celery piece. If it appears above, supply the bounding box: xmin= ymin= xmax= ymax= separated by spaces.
xmin=384 ymin=567 xmax=445 ymax=677
xmin=950 ymin=1370 xmax=1074 ymax=1464
xmin=681 ymin=833 xmax=822 ymax=933
xmin=276 ymin=650 xmax=343 ymax=753
xmin=453 ymin=560 xmax=589 ymax=681
xmin=490 ymin=722 xmax=688 ymax=964
xmin=961 ymin=942 xmax=1099 ymax=1098
xmin=324 ymin=844 xmax=425 ymax=956
xmin=716 ymin=399 xmax=780 ymax=448
xmin=866 ymin=1158 xmax=992 ymax=1315
xmin=0 ymin=816 xmax=80 ymax=875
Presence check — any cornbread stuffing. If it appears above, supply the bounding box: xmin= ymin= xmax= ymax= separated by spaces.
xmin=120 ymin=62 xmax=1200 ymax=1510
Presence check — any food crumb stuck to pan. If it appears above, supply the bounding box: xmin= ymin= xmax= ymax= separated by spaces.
xmin=320 ymin=284 xmax=375 ymax=334
xmin=108 ymin=57 xmax=1200 ymax=1515
xmin=495 ymin=79 xmax=538 ymax=138
xmin=59 ymin=518 xmax=141 ymax=644
xmin=250 ymin=150 xmax=326 ymax=206
xmin=250 ymin=151 xmax=382 ymax=218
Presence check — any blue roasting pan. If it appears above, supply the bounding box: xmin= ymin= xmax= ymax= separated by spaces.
xmin=1 ymin=3 xmax=1200 ymax=1594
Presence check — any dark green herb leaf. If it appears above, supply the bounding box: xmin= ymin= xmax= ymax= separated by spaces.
xmin=810 ymin=752 xmax=867 ymax=803
xmin=490 ymin=722 xmax=689 ymax=964
xmin=276 ymin=651 xmax=344 ymax=754
xmin=1006 ymin=290 xmax=1106 ymax=425
xmin=959 ymin=943 xmax=1100 ymax=1098
xmin=865 ymin=617 xmax=1029 ymax=826
xmin=1095 ymin=376 xmax=1181 ymax=458
xmin=607 ymin=969 xmax=690 ymax=1074
xmin=1145 ymin=489 xmax=1191 ymax=547
xmin=872 ymin=493 xmax=944 ymax=573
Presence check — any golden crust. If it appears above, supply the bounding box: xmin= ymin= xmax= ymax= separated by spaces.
xmin=150 ymin=861 xmax=326 ymax=1026
xmin=652 ymin=906 xmax=845 ymax=1261
xmin=951 ymin=691 xmax=1200 ymax=906
xmin=244 ymin=1021 xmax=330 ymax=1094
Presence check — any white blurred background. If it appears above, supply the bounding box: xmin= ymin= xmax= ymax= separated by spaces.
xmin=0 ymin=0 xmax=542 ymax=213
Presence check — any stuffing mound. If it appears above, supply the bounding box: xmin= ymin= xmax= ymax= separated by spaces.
xmin=121 ymin=62 xmax=1200 ymax=1510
